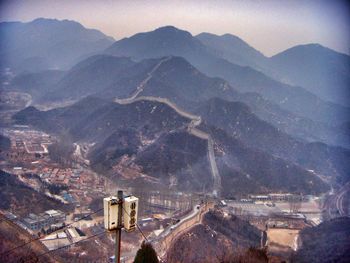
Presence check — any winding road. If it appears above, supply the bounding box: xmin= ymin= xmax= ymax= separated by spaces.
xmin=114 ymin=56 xmax=221 ymax=196
xmin=324 ymin=182 xmax=350 ymax=218
xmin=335 ymin=183 xmax=349 ymax=216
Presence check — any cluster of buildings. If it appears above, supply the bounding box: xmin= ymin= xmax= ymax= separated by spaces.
xmin=38 ymin=167 xmax=106 ymax=207
xmin=1 ymin=128 xmax=107 ymax=211
xmin=3 ymin=163 xmax=107 ymax=214
xmin=9 ymin=166 xmax=106 ymax=207
xmin=38 ymin=167 xmax=105 ymax=192
xmin=221 ymin=192 xmax=322 ymax=233
xmin=5 ymin=128 xmax=53 ymax=153
xmin=248 ymin=193 xmax=303 ymax=202
xmin=39 ymin=167 xmax=75 ymax=185
xmin=22 ymin=209 xmax=66 ymax=231
xmin=1 ymin=128 xmax=55 ymax=164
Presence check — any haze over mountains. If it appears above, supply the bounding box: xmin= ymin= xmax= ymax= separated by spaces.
xmin=14 ymin=96 xmax=331 ymax=195
xmin=9 ymin=54 xmax=348 ymax=147
xmin=0 ymin=18 xmax=114 ymax=72
xmin=196 ymin=32 xmax=350 ymax=107
xmin=106 ymin=26 xmax=349 ymax=128
xmin=196 ymin=32 xmax=268 ymax=70
xmin=270 ymin=44 xmax=350 ymax=107
xmin=2 ymin=18 xmax=350 ymax=197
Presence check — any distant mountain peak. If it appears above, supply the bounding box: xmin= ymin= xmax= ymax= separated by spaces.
xmin=155 ymin=25 xmax=182 ymax=32
xmin=221 ymin=33 xmax=243 ymax=41
xmin=292 ymin=43 xmax=325 ymax=49
xmin=1 ymin=18 xmax=115 ymax=72
xmin=30 ymin=17 xmax=82 ymax=27
xmin=197 ymin=32 xmax=252 ymax=45
xmin=105 ymin=25 xmax=206 ymax=61
xmin=31 ymin=17 xmax=60 ymax=23
xmin=152 ymin=25 xmax=193 ymax=38
xmin=274 ymin=43 xmax=348 ymax=57
xmin=196 ymin=31 xmax=266 ymax=68
xmin=270 ymin=42 xmax=350 ymax=107
xmin=196 ymin=32 xmax=215 ymax=37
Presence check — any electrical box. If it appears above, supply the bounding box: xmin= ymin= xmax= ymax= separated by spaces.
xmin=103 ymin=196 xmax=119 ymax=230
xmin=123 ymin=196 xmax=138 ymax=232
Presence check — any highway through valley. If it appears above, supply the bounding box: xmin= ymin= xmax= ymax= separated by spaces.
xmin=324 ymin=182 xmax=350 ymax=218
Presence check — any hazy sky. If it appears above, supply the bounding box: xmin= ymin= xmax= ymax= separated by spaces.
xmin=1 ymin=0 xmax=349 ymax=56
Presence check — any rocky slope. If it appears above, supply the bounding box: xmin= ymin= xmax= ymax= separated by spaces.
xmin=167 ymin=210 xmax=262 ymax=263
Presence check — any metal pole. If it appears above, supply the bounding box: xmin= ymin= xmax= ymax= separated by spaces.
xmin=115 ymin=228 xmax=121 ymax=263
xmin=115 ymin=190 xmax=123 ymax=263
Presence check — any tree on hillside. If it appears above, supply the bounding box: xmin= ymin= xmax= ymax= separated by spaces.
xmin=133 ymin=241 xmax=159 ymax=263
xmin=224 ymin=247 xmax=268 ymax=263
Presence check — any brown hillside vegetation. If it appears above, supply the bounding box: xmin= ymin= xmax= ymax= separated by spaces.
xmin=0 ymin=214 xmax=57 ymax=263
xmin=292 ymin=217 xmax=350 ymax=263
xmin=0 ymin=170 xmax=71 ymax=216
xmin=166 ymin=210 xmax=262 ymax=263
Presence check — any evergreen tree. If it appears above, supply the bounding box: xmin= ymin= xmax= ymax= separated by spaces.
xmin=133 ymin=241 xmax=159 ymax=263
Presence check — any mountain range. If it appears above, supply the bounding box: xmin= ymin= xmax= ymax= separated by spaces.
xmin=196 ymin=32 xmax=268 ymax=70
xmin=0 ymin=18 xmax=114 ymax=72
xmin=106 ymin=26 xmax=349 ymax=126
xmin=3 ymin=18 xmax=348 ymax=109
xmin=195 ymin=32 xmax=350 ymax=107
xmin=2 ymin=18 xmax=350 ymax=197
xmin=14 ymin=95 xmax=336 ymax=195
xmin=270 ymin=44 xmax=350 ymax=107
xmin=8 ymin=53 xmax=348 ymax=147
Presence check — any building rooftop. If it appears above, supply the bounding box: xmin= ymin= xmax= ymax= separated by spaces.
xmin=45 ymin=209 xmax=64 ymax=217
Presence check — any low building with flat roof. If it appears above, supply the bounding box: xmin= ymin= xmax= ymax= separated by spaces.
xmin=22 ymin=210 xmax=66 ymax=231
xmin=45 ymin=209 xmax=66 ymax=223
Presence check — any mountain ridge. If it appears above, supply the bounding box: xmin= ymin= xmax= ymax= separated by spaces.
xmin=104 ymin=25 xmax=349 ymax=127
xmin=0 ymin=18 xmax=115 ymax=72
xmin=13 ymin=96 xmax=332 ymax=195
xmin=269 ymin=43 xmax=350 ymax=106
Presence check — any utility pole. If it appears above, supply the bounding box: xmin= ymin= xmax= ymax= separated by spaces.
xmin=115 ymin=190 xmax=123 ymax=263
xmin=104 ymin=191 xmax=139 ymax=263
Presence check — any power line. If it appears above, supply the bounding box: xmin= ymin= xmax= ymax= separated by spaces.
xmin=35 ymin=229 xmax=107 ymax=260
xmin=0 ymin=194 xmax=64 ymax=223
xmin=0 ymin=184 xmax=85 ymax=225
xmin=121 ymin=206 xmax=148 ymax=242
xmin=136 ymin=223 xmax=149 ymax=243
xmin=0 ymin=207 xmax=103 ymax=258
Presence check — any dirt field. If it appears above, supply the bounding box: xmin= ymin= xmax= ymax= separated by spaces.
xmin=267 ymin=228 xmax=299 ymax=250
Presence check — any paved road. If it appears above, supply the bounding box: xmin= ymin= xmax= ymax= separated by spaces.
xmin=324 ymin=182 xmax=350 ymax=218
xmin=335 ymin=183 xmax=349 ymax=216
xmin=114 ymin=57 xmax=221 ymax=197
